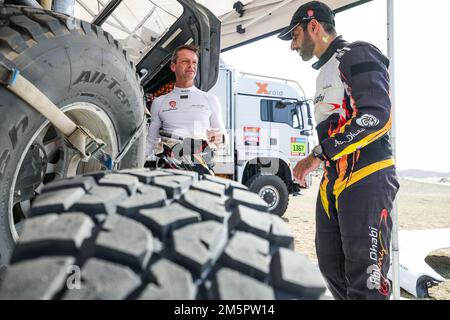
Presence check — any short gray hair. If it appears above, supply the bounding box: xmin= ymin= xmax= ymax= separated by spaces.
xmin=171 ymin=44 xmax=200 ymax=64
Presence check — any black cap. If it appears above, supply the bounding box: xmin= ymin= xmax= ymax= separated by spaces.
xmin=278 ymin=1 xmax=335 ymax=41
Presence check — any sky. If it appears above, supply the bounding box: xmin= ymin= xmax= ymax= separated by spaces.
xmin=221 ymin=0 xmax=450 ymax=173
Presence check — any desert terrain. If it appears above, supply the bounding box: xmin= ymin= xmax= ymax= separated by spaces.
xmin=285 ymin=173 xmax=450 ymax=300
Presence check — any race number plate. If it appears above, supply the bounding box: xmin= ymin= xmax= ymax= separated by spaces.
xmin=291 ymin=137 xmax=306 ymax=156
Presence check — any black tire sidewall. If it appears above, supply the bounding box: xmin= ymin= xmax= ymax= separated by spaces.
xmin=247 ymin=174 xmax=289 ymax=216
xmin=0 ymin=17 xmax=144 ymax=265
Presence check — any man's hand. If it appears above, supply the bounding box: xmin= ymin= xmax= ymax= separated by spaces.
xmin=206 ymin=128 xmax=224 ymax=144
xmin=293 ymin=154 xmax=322 ymax=187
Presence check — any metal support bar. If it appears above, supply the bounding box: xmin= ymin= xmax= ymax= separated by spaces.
xmin=387 ymin=0 xmax=400 ymax=300
xmin=76 ymin=0 xmax=132 ymax=34
xmin=97 ymin=0 xmax=133 ymax=34
xmin=92 ymin=0 xmax=122 ymax=26
xmin=113 ymin=118 xmax=147 ymax=167
xmin=129 ymin=6 xmax=157 ymax=39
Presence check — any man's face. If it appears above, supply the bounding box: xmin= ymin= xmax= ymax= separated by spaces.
xmin=171 ymin=49 xmax=198 ymax=82
xmin=290 ymin=24 xmax=315 ymax=61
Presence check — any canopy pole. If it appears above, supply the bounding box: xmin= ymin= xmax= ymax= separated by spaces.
xmin=387 ymin=0 xmax=400 ymax=300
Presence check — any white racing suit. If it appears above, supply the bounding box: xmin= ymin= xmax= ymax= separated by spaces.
xmin=146 ymin=85 xmax=227 ymax=158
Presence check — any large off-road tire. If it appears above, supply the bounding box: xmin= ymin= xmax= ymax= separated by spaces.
xmin=247 ymin=174 xmax=290 ymax=217
xmin=0 ymin=5 xmax=145 ymax=266
xmin=0 ymin=169 xmax=327 ymax=300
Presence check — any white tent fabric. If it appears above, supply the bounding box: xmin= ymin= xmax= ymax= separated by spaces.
xmin=73 ymin=1 xmax=367 ymax=54
xmin=196 ymin=0 xmax=368 ymax=50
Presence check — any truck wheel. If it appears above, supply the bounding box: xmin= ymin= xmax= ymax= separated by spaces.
xmin=0 ymin=5 xmax=145 ymax=266
xmin=0 ymin=169 xmax=327 ymax=300
xmin=247 ymin=174 xmax=289 ymax=217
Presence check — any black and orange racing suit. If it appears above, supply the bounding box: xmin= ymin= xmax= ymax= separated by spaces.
xmin=312 ymin=36 xmax=399 ymax=300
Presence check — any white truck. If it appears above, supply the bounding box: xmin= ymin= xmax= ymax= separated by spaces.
xmin=209 ymin=60 xmax=315 ymax=216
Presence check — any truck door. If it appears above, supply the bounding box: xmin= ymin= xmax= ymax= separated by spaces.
xmin=208 ymin=65 xmax=234 ymax=175
xmin=136 ymin=0 xmax=221 ymax=92
xmin=265 ymin=99 xmax=310 ymax=164
xmin=83 ymin=0 xmax=221 ymax=92
xmin=235 ymin=94 xmax=272 ymax=163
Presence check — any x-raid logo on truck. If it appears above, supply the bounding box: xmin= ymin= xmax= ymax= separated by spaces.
xmin=256 ymin=82 xmax=283 ymax=96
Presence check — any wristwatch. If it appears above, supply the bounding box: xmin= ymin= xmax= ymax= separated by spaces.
xmin=312 ymin=144 xmax=326 ymax=161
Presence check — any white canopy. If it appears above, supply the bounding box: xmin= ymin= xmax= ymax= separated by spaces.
xmin=196 ymin=0 xmax=370 ymax=50
xmin=74 ymin=1 xmax=369 ymax=53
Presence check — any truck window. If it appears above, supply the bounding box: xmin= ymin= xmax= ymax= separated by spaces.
xmin=260 ymin=99 xmax=303 ymax=129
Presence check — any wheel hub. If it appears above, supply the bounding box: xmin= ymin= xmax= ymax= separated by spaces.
xmin=259 ymin=185 xmax=280 ymax=210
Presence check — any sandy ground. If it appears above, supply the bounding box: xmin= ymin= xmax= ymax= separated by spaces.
xmin=284 ymin=175 xmax=450 ymax=300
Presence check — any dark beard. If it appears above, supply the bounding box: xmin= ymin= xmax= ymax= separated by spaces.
xmin=300 ymin=31 xmax=315 ymax=61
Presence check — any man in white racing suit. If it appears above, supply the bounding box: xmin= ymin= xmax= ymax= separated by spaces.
xmin=146 ymin=44 xmax=227 ymax=159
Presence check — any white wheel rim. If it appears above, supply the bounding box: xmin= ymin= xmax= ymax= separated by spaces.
xmin=9 ymin=102 xmax=118 ymax=242
xmin=258 ymin=185 xmax=280 ymax=211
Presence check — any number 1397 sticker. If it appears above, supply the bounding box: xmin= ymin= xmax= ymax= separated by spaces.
xmin=291 ymin=137 xmax=306 ymax=156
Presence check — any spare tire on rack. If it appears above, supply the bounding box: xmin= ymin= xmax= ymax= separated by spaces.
xmin=0 ymin=5 xmax=145 ymax=266
xmin=0 ymin=169 xmax=328 ymax=300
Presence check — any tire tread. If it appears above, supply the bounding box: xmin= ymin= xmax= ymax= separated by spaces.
xmin=0 ymin=169 xmax=327 ymax=299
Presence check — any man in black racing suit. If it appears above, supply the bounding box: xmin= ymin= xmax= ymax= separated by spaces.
xmin=278 ymin=1 xmax=399 ymax=299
